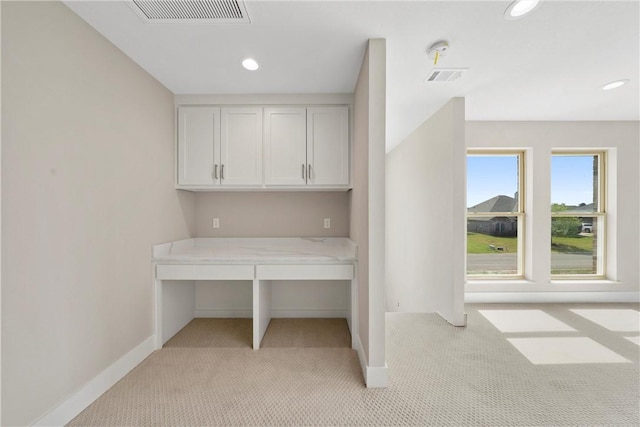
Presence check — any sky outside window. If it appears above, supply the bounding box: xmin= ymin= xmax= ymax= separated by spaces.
xmin=468 ymin=155 xmax=597 ymax=208
xmin=551 ymin=155 xmax=596 ymax=207
xmin=467 ymin=155 xmax=518 ymax=207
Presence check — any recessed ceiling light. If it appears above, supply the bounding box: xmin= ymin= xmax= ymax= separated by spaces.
xmin=504 ymin=0 xmax=541 ymax=19
xmin=242 ymin=58 xmax=259 ymax=71
xmin=601 ymin=79 xmax=629 ymax=91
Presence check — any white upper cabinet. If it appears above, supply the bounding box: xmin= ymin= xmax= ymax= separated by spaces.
xmin=177 ymin=106 xmax=220 ymax=186
xmin=264 ymin=106 xmax=350 ymax=189
xmin=177 ymin=106 xmax=262 ymax=188
xmin=307 ymin=107 xmax=349 ymax=187
xmin=220 ymin=107 xmax=263 ymax=186
xmin=177 ymin=104 xmax=349 ymax=190
xmin=264 ymin=108 xmax=307 ymax=186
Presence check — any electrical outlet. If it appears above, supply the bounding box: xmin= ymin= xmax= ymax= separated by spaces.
xmin=324 ymin=218 xmax=331 ymax=229
xmin=212 ymin=218 xmax=220 ymax=229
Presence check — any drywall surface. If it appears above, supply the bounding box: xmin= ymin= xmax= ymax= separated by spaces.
xmin=195 ymin=192 xmax=349 ymax=237
xmin=465 ymin=121 xmax=640 ymax=296
xmin=351 ymin=39 xmax=387 ymax=379
xmin=352 ymin=44 xmax=370 ymax=362
xmin=1 ymin=2 xmax=194 ymax=424
xmin=385 ymin=98 xmax=466 ymax=326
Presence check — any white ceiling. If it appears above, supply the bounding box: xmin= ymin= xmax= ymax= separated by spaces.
xmin=64 ymin=0 xmax=639 ymax=152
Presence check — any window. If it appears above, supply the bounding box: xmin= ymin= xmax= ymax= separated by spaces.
xmin=551 ymin=152 xmax=605 ymax=277
xmin=467 ymin=151 xmax=524 ymax=278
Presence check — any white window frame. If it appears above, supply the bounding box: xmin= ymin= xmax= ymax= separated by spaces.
xmin=550 ymin=150 xmax=606 ymax=279
xmin=467 ymin=150 xmax=525 ymax=279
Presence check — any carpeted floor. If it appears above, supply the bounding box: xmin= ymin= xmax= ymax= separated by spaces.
xmin=68 ymin=303 xmax=639 ymax=426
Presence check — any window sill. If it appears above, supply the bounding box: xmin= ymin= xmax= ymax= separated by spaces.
xmin=549 ymin=279 xmax=621 ymax=286
xmin=466 ymin=279 xmax=533 ymax=286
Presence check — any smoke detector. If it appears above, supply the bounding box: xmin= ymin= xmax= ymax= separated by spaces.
xmin=427 ymin=40 xmax=449 ymax=65
xmin=425 ymin=68 xmax=467 ymax=83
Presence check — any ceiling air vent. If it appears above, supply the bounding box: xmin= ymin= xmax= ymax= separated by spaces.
xmin=425 ymin=68 xmax=467 ymax=82
xmin=128 ymin=0 xmax=251 ymax=23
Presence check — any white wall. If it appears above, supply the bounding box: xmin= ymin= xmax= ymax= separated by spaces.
xmin=385 ymin=98 xmax=466 ymax=326
xmin=1 ymin=2 xmax=195 ymax=425
xmin=465 ymin=121 xmax=640 ymax=300
xmin=0 ymin=2 xmax=3 ymax=421
xmin=351 ymin=39 xmax=387 ymax=386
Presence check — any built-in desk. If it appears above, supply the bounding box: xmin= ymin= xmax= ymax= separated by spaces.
xmin=152 ymin=238 xmax=358 ymax=350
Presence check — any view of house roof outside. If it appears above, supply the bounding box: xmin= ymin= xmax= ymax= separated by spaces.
xmin=467 ymin=154 xmax=521 ymax=276
xmin=467 ymin=153 xmax=601 ymax=277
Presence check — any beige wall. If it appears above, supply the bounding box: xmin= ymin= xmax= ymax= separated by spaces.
xmin=352 ymin=46 xmax=370 ymax=362
xmin=385 ymin=98 xmax=467 ymax=325
xmin=195 ymin=192 xmax=349 ymax=237
xmin=351 ymin=39 xmax=387 ymax=381
xmin=0 ymin=2 xmax=3 ymax=420
xmin=1 ymin=2 xmax=194 ymax=425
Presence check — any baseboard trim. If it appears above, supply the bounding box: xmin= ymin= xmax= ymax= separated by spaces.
xmin=437 ymin=311 xmax=467 ymax=327
xmin=355 ymin=335 xmax=389 ymax=388
xmin=271 ymin=308 xmax=348 ymax=318
xmin=194 ymin=308 xmax=348 ymax=318
xmin=32 ymin=336 xmax=155 ymax=426
xmin=195 ymin=308 xmax=253 ymax=318
xmin=465 ymin=291 xmax=640 ymax=304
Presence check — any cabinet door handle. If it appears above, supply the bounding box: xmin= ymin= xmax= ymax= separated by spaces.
xmin=214 ymin=164 xmax=218 ymax=180
xmin=302 ymin=163 xmax=306 ymax=180
xmin=308 ymin=164 xmax=312 ymax=180
xmin=221 ymin=164 xmax=225 ymax=180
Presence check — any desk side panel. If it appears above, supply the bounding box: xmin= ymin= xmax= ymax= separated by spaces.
xmin=161 ymin=280 xmax=195 ymax=345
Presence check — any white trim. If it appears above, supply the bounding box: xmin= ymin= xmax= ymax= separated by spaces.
xmin=465 ymin=280 xmax=637 ymax=293
xmin=175 ymin=93 xmax=354 ymax=106
xmin=32 ymin=336 xmax=155 ymax=426
xmin=271 ymin=308 xmax=348 ymax=318
xmin=194 ymin=308 xmax=253 ymax=318
xmin=355 ymin=334 xmax=367 ymax=384
xmin=364 ymin=364 xmax=389 ymax=388
xmin=438 ymin=311 xmax=468 ymax=327
xmin=193 ymin=308 xmax=348 ymax=318
xmin=465 ymin=291 xmax=640 ymax=304
xmin=355 ymin=335 xmax=389 ymax=388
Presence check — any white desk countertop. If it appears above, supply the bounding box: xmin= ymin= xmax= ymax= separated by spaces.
xmin=152 ymin=237 xmax=357 ymax=264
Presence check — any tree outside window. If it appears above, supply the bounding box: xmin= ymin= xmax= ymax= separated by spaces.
xmin=550 ymin=153 xmax=605 ymax=277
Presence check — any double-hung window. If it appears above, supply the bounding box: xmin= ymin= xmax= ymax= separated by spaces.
xmin=550 ymin=152 xmax=605 ymax=277
xmin=467 ymin=151 xmax=524 ymax=278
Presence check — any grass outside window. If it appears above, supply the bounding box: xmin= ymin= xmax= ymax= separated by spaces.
xmin=467 ymin=151 xmax=524 ymax=278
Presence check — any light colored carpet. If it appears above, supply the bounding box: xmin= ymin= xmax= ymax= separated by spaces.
xmin=69 ymin=304 xmax=639 ymax=426
xmin=164 ymin=318 xmax=253 ymax=348
xmin=261 ymin=318 xmax=351 ymax=348
xmin=164 ymin=318 xmax=351 ymax=348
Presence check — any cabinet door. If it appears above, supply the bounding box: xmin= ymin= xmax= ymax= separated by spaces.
xmin=264 ymin=108 xmax=307 ymax=186
xmin=220 ymin=107 xmax=263 ymax=186
xmin=307 ymin=107 xmax=349 ymax=187
xmin=177 ymin=106 xmax=220 ymax=186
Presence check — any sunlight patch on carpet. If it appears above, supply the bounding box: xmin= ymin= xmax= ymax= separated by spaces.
xmin=507 ymin=337 xmax=630 ymax=365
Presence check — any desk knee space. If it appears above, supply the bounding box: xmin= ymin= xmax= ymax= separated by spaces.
xmin=154 ymin=263 xmax=357 ymax=351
